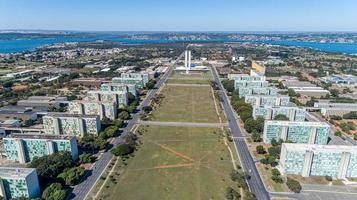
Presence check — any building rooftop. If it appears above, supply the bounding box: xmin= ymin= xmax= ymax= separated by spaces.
xmin=266 ymin=120 xmax=329 ymax=127
xmin=5 ymin=133 xmax=75 ymax=140
xmin=0 ymin=105 xmax=48 ymax=113
xmin=246 ymin=95 xmax=289 ymax=98
xmin=0 ymin=167 xmax=36 ymax=179
xmin=70 ymin=100 xmax=116 ymax=104
xmin=45 ymin=112 xmax=99 ymax=118
xmin=282 ymin=143 xmax=357 ymax=153
xmin=282 ymin=81 xmax=315 ymax=88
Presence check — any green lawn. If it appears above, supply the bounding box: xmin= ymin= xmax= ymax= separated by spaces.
xmin=150 ymin=85 xmax=221 ymax=123
xmin=166 ymin=78 xmax=210 ymax=84
xmin=97 ymin=126 xmax=237 ymax=200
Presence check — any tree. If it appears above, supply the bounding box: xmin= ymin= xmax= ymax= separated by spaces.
xmin=287 ymin=177 xmax=302 ymax=193
xmin=225 ymin=186 xmax=241 ymax=200
xmin=343 ymin=111 xmax=357 ymax=119
xmin=334 ymin=131 xmax=342 ymax=137
xmin=271 ymin=138 xmax=279 ymax=146
xmin=41 ymin=183 xmax=66 ymax=200
xmin=57 ymin=167 xmax=85 ymax=186
xmin=251 ymin=131 xmax=262 ymax=142
xmin=268 ymin=146 xmax=282 ymax=158
xmin=330 ymin=115 xmax=342 ymax=120
xmin=273 ymin=114 xmax=289 ymax=121
xmin=256 ymin=145 xmax=266 ymax=154
xmin=78 ymin=135 xmax=107 ymax=151
xmin=28 ymin=152 xmax=74 ymax=184
xmin=111 ymin=143 xmax=134 ymax=157
xmin=222 ymin=79 xmax=235 ymax=93
xmin=330 ymin=89 xmax=339 ymax=97
xmin=104 ymin=126 xmax=117 ymax=138
xmin=146 ymin=79 xmax=157 ymax=89
xmin=79 ymin=153 xmax=94 ymax=164
xmin=143 ymin=106 xmax=153 ymax=114
xmin=118 ymin=111 xmax=130 ymax=120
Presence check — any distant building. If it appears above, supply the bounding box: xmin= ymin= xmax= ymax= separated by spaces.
xmin=5 ymin=70 xmax=33 ymax=79
xmin=263 ymin=120 xmax=330 ymax=144
xmin=0 ymin=106 xmax=39 ymax=122
xmin=68 ymin=100 xmax=117 ymax=120
xmin=234 ymin=80 xmax=269 ymax=90
xmin=245 ymin=95 xmax=290 ymax=107
xmin=112 ymin=72 xmax=149 ymax=89
xmin=279 ymin=143 xmax=357 ymax=179
xmin=250 ymin=61 xmax=266 ymax=76
xmin=3 ymin=134 xmax=78 ymax=163
xmin=17 ymin=96 xmax=67 ymax=109
xmin=43 ymin=113 xmax=101 ymax=136
xmin=320 ymin=74 xmax=357 ymax=86
xmin=87 ymin=90 xmax=128 ymax=108
xmin=289 ymin=86 xmax=330 ymax=98
xmin=239 ymin=87 xmax=278 ymax=98
xmin=101 ymin=83 xmax=138 ymax=97
xmin=314 ymin=102 xmax=357 ymax=117
xmin=228 ymin=74 xmax=266 ymax=81
xmin=253 ymin=106 xmax=306 ymax=121
xmin=0 ymin=167 xmax=40 ymax=199
xmin=0 ymin=120 xmax=21 ymax=128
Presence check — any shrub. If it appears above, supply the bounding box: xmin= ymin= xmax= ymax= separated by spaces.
xmin=271 ymin=174 xmax=283 ymax=183
xmin=286 ymin=177 xmax=302 ymax=193
xmin=225 ymin=186 xmax=241 ymax=200
xmin=251 ymin=132 xmax=262 ymax=142
xmin=111 ymin=144 xmax=134 ymax=157
xmin=256 ymin=145 xmax=266 ymax=154
xmin=271 ymin=168 xmax=281 ymax=176
xmin=334 ymin=131 xmax=342 ymax=137
xmin=325 ymin=175 xmax=333 ymax=182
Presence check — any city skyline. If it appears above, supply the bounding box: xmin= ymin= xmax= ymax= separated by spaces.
xmin=1 ymin=0 xmax=357 ymax=32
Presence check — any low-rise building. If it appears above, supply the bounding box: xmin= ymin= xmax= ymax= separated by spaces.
xmin=279 ymin=143 xmax=357 ymax=179
xmin=253 ymin=106 xmax=306 ymax=121
xmin=0 ymin=106 xmax=39 ymax=122
xmin=313 ymin=102 xmax=357 ymax=117
xmin=263 ymin=120 xmax=330 ymax=144
xmin=320 ymin=74 xmax=357 ymax=86
xmin=87 ymin=90 xmax=128 ymax=108
xmin=245 ymin=95 xmax=290 ymax=107
xmin=239 ymin=87 xmax=278 ymax=98
xmin=17 ymin=96 xmax=68 ymax=109
xmin=0 ymin=167 xmax=40 ymax=199
xmin=68 ymin=100 xmax=117 ymax=120
xmin=43 ymin=113 xmax=101 ymax=136
xmin=289 ymin=86 xmax=330 ymax=98
xmin=3 ymin=134 xmax=78 ymax=163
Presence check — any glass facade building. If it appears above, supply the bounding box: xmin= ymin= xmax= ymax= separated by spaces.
xmin=68 ymin=100 xmax=117 ymax=120
xmin=101 ymin=83 xmax=138 ymax=97
xmin=245 ymin=95 xmax=290 ymax=107
xmin=0 ymin=167 xmax=40 ymax=199
xmin=43 ymin=113 xmax=101 ymax=136
xmin=3 ymin=134 xmax=78 ymax=163
xmin=263 ymin=120 xmax=330 ymax=144
xmin=279 ymin=143 xmax=357 ymax=179
xmin=253 ymin=106 xmax=306 ymax=121
xmin=239 ymin=87 xmax=278 ymax=98
xmin=87 ymin=90 xmax=128 ymax=108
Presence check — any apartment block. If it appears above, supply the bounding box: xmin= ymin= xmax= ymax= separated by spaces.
xmin=112 ymin=72 xmax=149 ymax=89
xmin=101 ymin=83 xmax=138 ymax=97
xmin=228 ymin=74 xmax=266 ymax=81
xmin=239 ymin=87 xmax=278 ymax=98
xmin=279 ymin=143 xmax=357 ymax=179
xmin=87 ymin=90 xmax=128 ymax=108
xmin=253 ymin=106 xmax=306 ymax=121
xmin=43 ymin=113 xmax=101 ymax=136
xmin=263 ymin=120 xmax=330 ymax=144
xmin=68 ymin=100 xmax=117 ymax=120
xmin=234 ymin=80 xmax=269 ymax=90
xmin=3 ymin=134 xmax=78 ymax=163
xmin=0 ymin=167 xmax=40 ymax=199
xmin=245 ymin=95 xmax=290 ymax=107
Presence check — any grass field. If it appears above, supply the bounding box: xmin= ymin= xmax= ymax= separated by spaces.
xmin=167 ymin=71 xmax=211 ymax=84
xmin=150 ymin=85 xmax=221 ymax=123
xmin=97 ymin=125 xmax=237 ymax=200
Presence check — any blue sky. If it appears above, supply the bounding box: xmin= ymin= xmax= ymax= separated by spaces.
xmin=0 ymin=0 xmax=356 ymax=31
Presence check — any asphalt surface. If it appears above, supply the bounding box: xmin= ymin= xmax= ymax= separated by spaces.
xmin=211 ymin=66 xmax=270 ymax=200
xmin=70 ymin=52 xmax=185 ymax=200
xmin=138 ymin=120 xmax=228 ymax=128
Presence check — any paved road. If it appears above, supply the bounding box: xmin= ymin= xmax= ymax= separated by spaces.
xmin=211 ymin=66 xmax=270 ymax=200
xmin=138 ymin=120 xmax=228 ymax=128
xmin=70 ymin=51 xmax=185 ymax=200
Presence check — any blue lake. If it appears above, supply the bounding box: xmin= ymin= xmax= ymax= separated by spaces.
xmin=0 ymin=36 xmax=357 ymax=55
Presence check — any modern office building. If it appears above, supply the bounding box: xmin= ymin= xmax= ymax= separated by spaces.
xmin=101 ymin=83 xmax=137 ymax=97
xmin=263 ymin=120 xmax=330 ymax=144
xmin=112 ymin=72 xmax=149 ymax=89
xmin=239 ymin=87 xmax=278 ymax=98
xmin=68 ymin=100 xmax=117 ymax=120
xmin=0 ymin=167 xmax=40 ymax=199
xmin=87 ymin=90 xmax=128 ymax=108
xmin=279 ymin=143 xmax=357 ymax=179
xmin=43 ymin=113 xmax=101 ymax=136
xmin=3 ymin=134 xmax=78 ymax=163
xmin=228 ymin=73 xmax=266 ymax=81
xmin=245 ymin=95 xmax=290 ymax=107
xmin=234 ymin=80 xmax=269 ymax=90
xmin=253 ymin=106 xmax=306 ymax=121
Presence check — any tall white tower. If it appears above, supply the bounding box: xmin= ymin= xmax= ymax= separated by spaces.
xmin=188 ymin=50 xmax=191 ymax=70
xmin=184 ymin=50 xmax=188 ymax=69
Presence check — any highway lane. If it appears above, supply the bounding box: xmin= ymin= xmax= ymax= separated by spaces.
xmin=70 ymin=51 xmax=185 ymax=200
xmin=211 ymin=66 xmax=270 ymax=200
